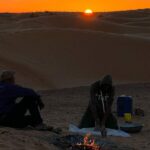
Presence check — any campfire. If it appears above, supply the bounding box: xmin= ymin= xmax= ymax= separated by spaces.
xmin=52 ymin=134 xmax=134 ymax=150
xmin=71 ymin=134 xmax=101 ymax=150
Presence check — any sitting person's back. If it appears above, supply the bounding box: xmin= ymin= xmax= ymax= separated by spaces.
xmin=0 ymin=70 xmax=47 ymax=130
xmin=0 ymin=78 xmax=39 ymax=114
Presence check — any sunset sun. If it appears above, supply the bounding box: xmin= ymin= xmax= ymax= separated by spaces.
xmin=84 ymin=9 xmax=93 ymax=15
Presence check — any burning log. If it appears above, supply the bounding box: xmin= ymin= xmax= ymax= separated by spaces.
xmin=71 ymin=144 xmax=101 ymax=150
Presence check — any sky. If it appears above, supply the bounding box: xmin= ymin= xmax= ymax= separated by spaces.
xmin=0 ymin=0 xmax=150 ymax=12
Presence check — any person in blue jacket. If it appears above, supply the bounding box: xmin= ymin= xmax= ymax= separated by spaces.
xmin=0 ymin=70 xmax=48 ymax=130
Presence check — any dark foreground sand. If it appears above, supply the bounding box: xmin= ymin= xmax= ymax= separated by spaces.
xmin=0 ymin=83 xmax=150 ymax=150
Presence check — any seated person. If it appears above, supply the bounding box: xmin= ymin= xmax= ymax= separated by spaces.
xmin=0 ymin=70 xmax=49 ymax=130
xmin=79 ymin=75 xmax=118 ymax=137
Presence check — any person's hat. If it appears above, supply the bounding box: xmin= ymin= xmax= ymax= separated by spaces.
xmin=0 ymin=70 xmax=15 ymax=82
xmin=101 ymin=74 xmax=113 ymax=86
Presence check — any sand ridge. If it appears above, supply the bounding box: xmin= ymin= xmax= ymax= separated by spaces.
xmin=0 ymin=9 xmax=150 ymax=89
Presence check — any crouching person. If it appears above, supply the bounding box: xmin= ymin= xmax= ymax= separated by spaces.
xmin=79 ymin=75 xmax=118 ymax=137
xmin=0 ymin=70 xmax=49 ymax=130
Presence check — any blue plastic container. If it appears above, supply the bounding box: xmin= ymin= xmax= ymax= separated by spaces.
xmin=117 ymin=96 xmax=133 ymax=117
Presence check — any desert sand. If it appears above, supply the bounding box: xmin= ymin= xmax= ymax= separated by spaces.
xmin=0 ymin=9 xmax=150 ymax=150
xmin=0 ymin=9 xmax=150 ymax=89
xmin=0 ymin=83 xmax=150 ymax=150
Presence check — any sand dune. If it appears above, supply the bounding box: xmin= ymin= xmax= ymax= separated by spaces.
xmin=2 ymin=14 xmax=150 ymax=35
xmin=0 ymin=28 xmax=150 ymax=89
xmin=0 ymin=9 xmax=150 ymax=89
xmin=124 ymin=21 xmax=150 ymax=27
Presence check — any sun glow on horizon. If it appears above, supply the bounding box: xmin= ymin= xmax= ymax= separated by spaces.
xmin=84 ymin=9 xmax=93 ymax=15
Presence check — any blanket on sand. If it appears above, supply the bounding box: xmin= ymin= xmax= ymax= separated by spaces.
xmin=69 ymin=124 xmax=130 ymax=137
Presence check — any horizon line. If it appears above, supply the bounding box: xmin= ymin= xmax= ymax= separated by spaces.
xmin=0 ymin=8 xmax=150 ymax=14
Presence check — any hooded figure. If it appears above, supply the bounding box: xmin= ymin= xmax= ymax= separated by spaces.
xmin=79 ymin=75 xmax=118 ymax=137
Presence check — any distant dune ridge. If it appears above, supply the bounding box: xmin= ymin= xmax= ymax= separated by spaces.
xmin=0 ymin=9 xmax=150 ymax=89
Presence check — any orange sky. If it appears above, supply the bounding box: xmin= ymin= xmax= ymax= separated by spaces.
xmin=0 ymin=0 xmax=150 ymax=12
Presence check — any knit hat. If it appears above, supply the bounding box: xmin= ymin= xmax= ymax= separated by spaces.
xmin=0 ymin=70 xmax=15 ymax=82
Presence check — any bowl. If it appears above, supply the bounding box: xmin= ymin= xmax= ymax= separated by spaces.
xmin=119 ymin=122 xmax=143 ymax=133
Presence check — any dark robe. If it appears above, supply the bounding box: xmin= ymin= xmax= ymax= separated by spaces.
xmin=79 ymin=75 xmax=118 ymax=129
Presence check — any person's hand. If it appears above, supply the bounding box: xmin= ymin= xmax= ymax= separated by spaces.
xmin=37 ymin=99 xmax=45 ymax=110
xmin=100 ymin=125 xmax=107 ymax=138
xmin=94 ymin=124 xmax=101 ymax=131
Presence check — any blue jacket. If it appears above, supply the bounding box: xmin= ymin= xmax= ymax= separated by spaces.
xmin=0 ymin=82 xmax=39 ymax=113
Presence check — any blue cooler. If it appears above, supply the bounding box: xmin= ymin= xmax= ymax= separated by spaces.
xmin=117 ymin=96 xmax=133 ymax=117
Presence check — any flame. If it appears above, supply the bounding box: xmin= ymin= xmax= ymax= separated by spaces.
xmin=76 ymin=134 xmax=100 ymax=150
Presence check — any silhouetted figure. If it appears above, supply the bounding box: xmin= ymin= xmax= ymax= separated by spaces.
xmin=79 ymin=75 xmax=118 ymax=137
xmin=0 ymin=70 xmax=48 ymax=130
